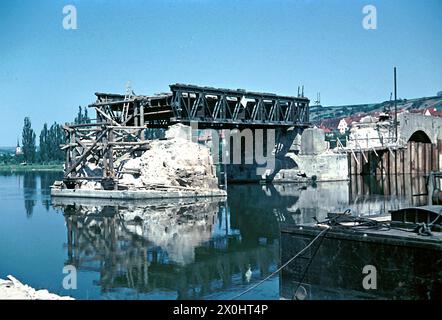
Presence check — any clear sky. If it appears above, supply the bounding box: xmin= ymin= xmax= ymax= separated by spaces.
xmin=1 ymin=0 xmax=441 ymax=146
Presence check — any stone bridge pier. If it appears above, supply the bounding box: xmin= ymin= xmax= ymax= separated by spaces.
xmin=222 ymin=127 xmax=302 ymax=183
xmin=210 ymin=127 xmax=348 ymax=183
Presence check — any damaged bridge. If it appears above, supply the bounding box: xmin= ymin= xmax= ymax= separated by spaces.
xmin=61 ymin=83 xmax=311 ymax=188
xmin=91 ymin=83 xmax=310 ymax=129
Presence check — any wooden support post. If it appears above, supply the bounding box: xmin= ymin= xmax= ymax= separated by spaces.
xmin=108 ymin=128 xmax=115 ymax=179
xmin=399 ymin=148 xmax=405 ymax=176
xmin=348 ymin=153 xmax=352 ymax=177
xmin=387 ymin=148 xmax=391 ymax=175
xmin=436 ymin=139 xmax=442 ymax=171
xmin=410 ymin=142 xmax=415 ymax=175
xmin=140 ymin=104 xmax=145 ymax=126
xmin=431 ymin=143 xmax=437 ymax=171
xmin=66 ymin=130 xmax=71 ymax=174
xmin=425 ymin=143 xmax=431 ymax=174
xmin=134 ymin=105 xmax=139 ymax=127
xmin=416 ymin=142 xmax=422 ymax=174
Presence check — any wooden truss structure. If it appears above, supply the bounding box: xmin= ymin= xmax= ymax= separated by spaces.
xmin=62 ymin=122 xmax=148 ymax=187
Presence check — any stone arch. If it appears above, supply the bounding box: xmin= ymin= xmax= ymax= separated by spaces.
xmin=408 ymin=130 xmax=432 ymax=143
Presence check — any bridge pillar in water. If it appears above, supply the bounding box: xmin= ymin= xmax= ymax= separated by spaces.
xmin=218 ymin=127 xmax=304 ymax=183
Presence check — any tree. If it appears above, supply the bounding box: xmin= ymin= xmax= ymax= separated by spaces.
xmin=74 ymin=106 xmax=91 ymax=124
xmin=74 ymin=106 xmax=83 ymax=124
xmin=84 ymin=108 xmax=91 ymax=124
xmin=39 ymin=123 xmax=49 ymax=163
xmin=48 ymin=122 xmax=65 ymax=161
xmin=22 ymin=117 xmax=36 ymax=163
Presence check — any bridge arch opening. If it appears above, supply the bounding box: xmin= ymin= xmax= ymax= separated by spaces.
xmin=408 ymin=130 xmax=431 ymax=143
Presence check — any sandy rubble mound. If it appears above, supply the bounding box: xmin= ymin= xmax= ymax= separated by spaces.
xmin=120 ymin=124 xmax=220 ymax=190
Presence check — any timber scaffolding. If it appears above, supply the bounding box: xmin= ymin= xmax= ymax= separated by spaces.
xmin=336 ymin=125 xmax=442 ymax=177
xmin=345 ymin=140 xmax=442 ymax=176
xmin=60 ymin=83 xmax=310 ymax=187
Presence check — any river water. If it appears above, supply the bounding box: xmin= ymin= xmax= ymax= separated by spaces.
xmin=0 ymin=172 xmax=427 ymax=300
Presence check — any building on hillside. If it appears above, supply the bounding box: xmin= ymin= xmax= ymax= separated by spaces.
xmin=337 ymin=119 xmax=348 ymax=134
xmin=318 ymin=118 xmax=340 ymax=133
xmin=423 ymin=107 xmax=442 ymax=117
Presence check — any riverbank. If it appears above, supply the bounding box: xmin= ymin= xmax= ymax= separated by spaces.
xmin=0 ymin=275 xmax=73 ymax=300
xmin=0 ymin=164 xmax=63 ymax=172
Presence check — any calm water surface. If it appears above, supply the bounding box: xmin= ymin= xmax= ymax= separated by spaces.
xmin=0 ymin=172 xmax=423 ymax=299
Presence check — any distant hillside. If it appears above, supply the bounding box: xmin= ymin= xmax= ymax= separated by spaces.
xmin=310 ymin=95 xmax=442 ymax=122
xmin=0 ymin=147 xmax=15 ymax=155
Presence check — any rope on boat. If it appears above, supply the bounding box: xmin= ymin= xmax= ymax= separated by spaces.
xmin=230 ymin=226 xmax=330 ymax=300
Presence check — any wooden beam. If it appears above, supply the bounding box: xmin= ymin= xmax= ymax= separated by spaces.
xmin=65 ymin=129 xmax=109 ymax=177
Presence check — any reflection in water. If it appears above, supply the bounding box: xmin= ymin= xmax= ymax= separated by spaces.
xmin=23 ymin=172 xmax=37 ymax=217
xmin=52 ymin=196 xmax=280 ymax=299
xmin=350 ymin=174 xmax=428 ymax=211
xmin=40 ymin=173 xmax=55 ymax=211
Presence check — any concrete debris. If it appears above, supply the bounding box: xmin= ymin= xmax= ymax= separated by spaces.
xmin=0 ymin=275 xmax=73 ymax=300
xmin=119 ymin=124 xmax=220 ymax=191
xmin=347 ymin=116 xmax=393 ymax=149
xmin=300 ymin=127 xmax=329 ymax=155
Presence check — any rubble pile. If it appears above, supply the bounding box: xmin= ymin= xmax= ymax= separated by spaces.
xmin=120 ymin=124 xmax=220 ymax=191
xmin=0 ymin=275 xmax=73 ymax=300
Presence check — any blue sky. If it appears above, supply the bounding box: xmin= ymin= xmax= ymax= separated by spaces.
xmin=0 ymin=0 xmax=441 ymax=146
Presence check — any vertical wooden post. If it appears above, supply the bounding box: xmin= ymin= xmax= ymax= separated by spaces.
xmin=102 ymin=126 xmax=108 ymax=178
xmin=348 ymin=153 xmax=352 ymax=177
xmin=108 ymin=128 xmax=114 ymax=179
xmin=65 ymin=130 xmax=71 ymax=177
xmin=140 ymin=104 xmax=145 ymax=141
xmin=410 ymin=142 xmax=415 ymax=175
xmin=431 ymin=143 xmax=437 ymax=171
xmin=417 ymin=142 xmax=421 ymax=175
xmin=134 ymin=104 xmax=139 ymax=127
xmin=436 ymin=140 xmax=442 ymax=171
xmin=425 ymin=143 xmax=431 ymax=174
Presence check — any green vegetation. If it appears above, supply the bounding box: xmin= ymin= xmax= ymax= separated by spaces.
xmin=22 ymin=117 xmax=36 ymax=163
xmin=1 ymin=106 xmax=91 ymax=171
xmin=38 ymin=122 xmax=65 ymax=163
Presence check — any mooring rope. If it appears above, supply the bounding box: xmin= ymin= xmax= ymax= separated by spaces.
xmin=230 ymin=226 xmax=330 ymax=300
